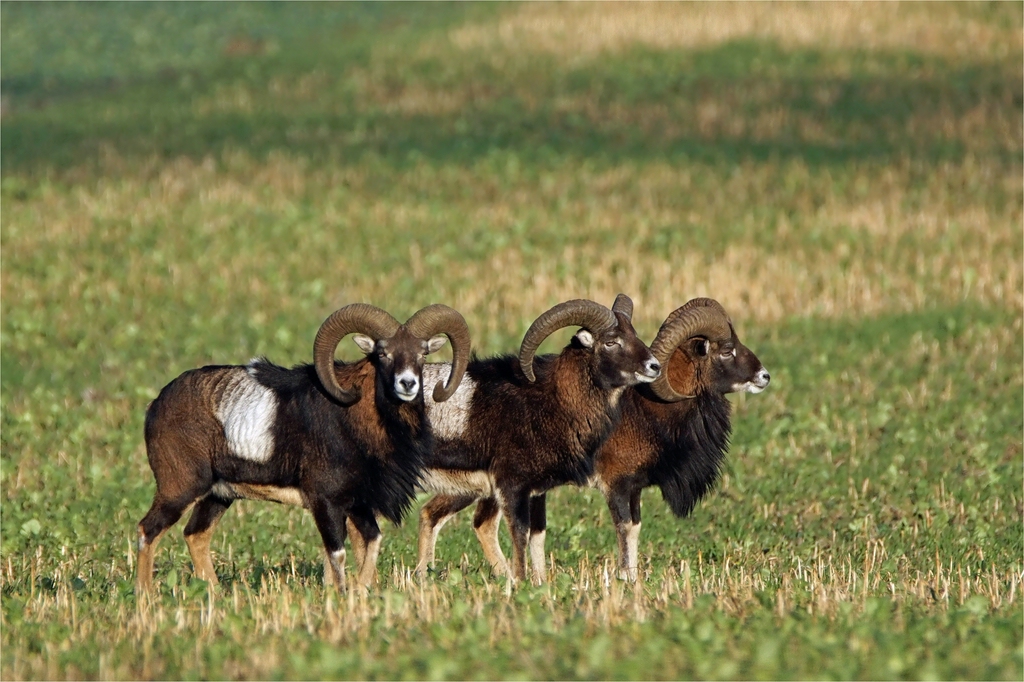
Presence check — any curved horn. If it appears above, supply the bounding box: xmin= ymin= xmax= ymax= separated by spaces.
xmin=611 ymin=293 xmax=633 ymax=321
xmin=405 ymin=304 xmax=472 ymax=402
xmin=648 ymin=299 xmax=732 ymax=402
xmin=518 ymin=299 xmax=617 ymax=382
xmin=673 ymin=297 xmax=730 ymax=322
xmin=313 ymin=304 xmax=401 ymax=405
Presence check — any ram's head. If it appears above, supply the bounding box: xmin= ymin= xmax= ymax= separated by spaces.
xmin=314 ymin=303 xmax=471 ymax=405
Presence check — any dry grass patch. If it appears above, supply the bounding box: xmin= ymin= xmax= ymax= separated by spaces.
xmin=348 ymin=69 xmax=473 ymax=117
xmin=548 ymin=89 xmax=1020 ymax=155
xmin=445 ymin=236 xmax=1019 ymax=337
xmin=3 ymin=153 xmax=1019 ymax=355
xmin=2 ymin=547 xmax=1020 ymax=680
xmin=447 ymin=2 xmax=1020 ymax=62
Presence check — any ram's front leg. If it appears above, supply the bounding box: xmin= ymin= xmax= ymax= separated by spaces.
xmin=626 ymin=487 xmax=643 ymax=579
xmin=310 ymin=497 xmax=348 ymax=591
xmin=607 ymin=484 xmax=641 ymax=582
xmin=528 ymin=494 xmax=548 ymax=584
xmin=346 ymin=517 xmax=367 ymax=571
xmin=346 ymin=512 xmax=382 ymax=588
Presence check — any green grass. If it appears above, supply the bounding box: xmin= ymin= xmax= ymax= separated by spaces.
xmin=2 ymin=2 xmax=1022 ymax=679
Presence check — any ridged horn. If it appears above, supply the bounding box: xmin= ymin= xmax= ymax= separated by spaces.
xmin=313 ymin=304 xmax=401 ymax=405
xmin=518 ymin=299 xmax=617 ymax=383
xmin=611 ymin=293 xmax=633 ymax=320
xmin=648 ymin=298 xmax=732 ymax=402
xmin=669 ymin=297 xmax=730 ymax=323
xmin=405 ymin=304 xmax=472 ymax=402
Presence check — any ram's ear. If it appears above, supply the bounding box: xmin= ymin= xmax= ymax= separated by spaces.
xmin=353 ymin=334 xmax=377 ymax=354
xmin=426 ymin=334 xmax=448 ymax=354
xmin=574 ymin=329 xmax=595 ymax=348
xmin=692 ymin=338 xmax=710 ymax=357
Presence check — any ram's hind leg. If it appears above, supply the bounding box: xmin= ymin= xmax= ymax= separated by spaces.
xmin=472 ymin=497 xmax=509 ymax=577
xmin=138 ymin=411 xmax=216 ymax=593
xmin=137 ymin=502 xmax=171 ymax=594
xmin=137 ymin=492 xmax=202 ymax=593
xmin=137 ymin=465 xmax=212 ymax=593
xmin=183 ymin=496 xmax=233 ymax=585
xmin=415 ymin=494 xmax=476 ymax=577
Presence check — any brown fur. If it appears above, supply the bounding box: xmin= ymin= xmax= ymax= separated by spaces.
xmin=137 ymin=349 xmax=436 ymax=593
xmin=401 ymin=310 xmax=661 ymax=584
xmin=469 ymin=316 xmax=769 ymax=582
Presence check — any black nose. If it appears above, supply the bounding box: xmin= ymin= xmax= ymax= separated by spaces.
xmin=399 ymin=378 xmax=417 ymax=392
xmin=648 ymin=360 xmax=661 ymax=373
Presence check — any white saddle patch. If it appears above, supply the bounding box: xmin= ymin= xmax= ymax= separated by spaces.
xmin=216 ymin=371 xmax=278 ymax=463
xmin=423 ymin=363 xmax=476 ymax=440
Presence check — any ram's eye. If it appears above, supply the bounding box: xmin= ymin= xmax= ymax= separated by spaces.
xmin=604 ymin=340 xmax=619 ymax=349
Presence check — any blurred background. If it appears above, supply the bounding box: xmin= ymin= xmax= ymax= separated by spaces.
xmin=2 ymin=3 xmax=1021 ymax=679
xmin=3 ymin=3 xmax=1019 ymax=354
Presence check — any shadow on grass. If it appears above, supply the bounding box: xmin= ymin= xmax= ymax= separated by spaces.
xmin=1 ymin=6 xmax=1020 ymax=175
xmin=0 ymin=1 xmax=478 ymax=100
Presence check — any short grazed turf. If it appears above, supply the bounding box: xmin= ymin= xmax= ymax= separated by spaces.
xmin=2 ymin=2 xmax=1021 ymax=679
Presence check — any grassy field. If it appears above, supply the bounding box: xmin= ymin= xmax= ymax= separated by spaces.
xmin=2 ymin=2 xmax=1022 ymax=679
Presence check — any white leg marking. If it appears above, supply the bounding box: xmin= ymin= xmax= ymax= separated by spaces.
xmin=217 ymin=370 xmax=277 ymax=463
xmin=529 ymin=530 xmax=547 ymax=583
xmin=626 ymin=522 xmax=641 ymax=571
xmin=616 ymin=522 xmax=641 ymax=582
xmin=324 ymin=548 xmax=346 ymax=590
